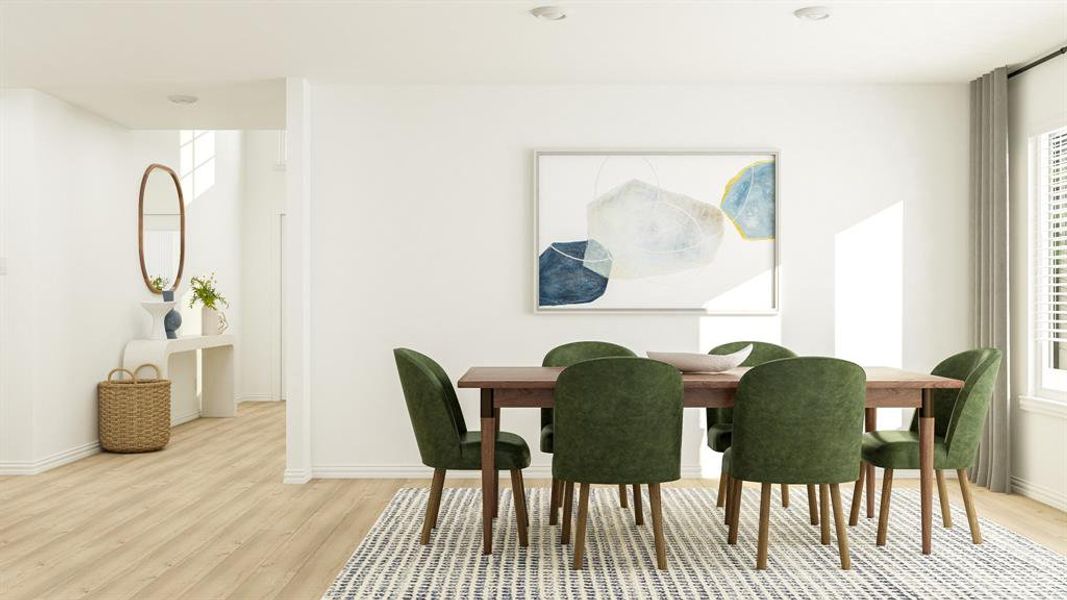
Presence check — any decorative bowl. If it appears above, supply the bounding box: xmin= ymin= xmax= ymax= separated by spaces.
xmin=647 ymin=345 xmax=753 ymax=373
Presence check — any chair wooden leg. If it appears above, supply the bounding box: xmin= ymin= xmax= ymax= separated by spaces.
xmin=807 ymin=484 xmax=819 ymax=526
xmin=728 ymin=478 xmax=743 ymax=545
xmin=561 ymin=480 xmax=574 ymax=544
xmin=780 ymin=484 xmax=789 ymax=508
xmin=511 ymin=469 xmax=529 ymax=547
xmin=619 ymin=484 xmax=629 ymax=508
xmin=957 ymin=469 xmax=982 ymax=544
xmin=723 ymin=474 xmax=733 ymax=523
xmin=549 ymin=478 xmax=560 ymax=526
xmin=876 ymin=468 xmax=894 ymax=546
xmin=830 ymin=483 xmax=850 ymax=570
xmin=573 ymin=483 xmax=590 ymax=569
xmin=936 ymin=470 xmax=953 ymax=528
xmin=430 ymin=468 xmax=446 ymax=529
xmin=717 ymin=462 xmax=729 ymax=508
xmin=421 ymin=468 xmax=446 ymax=544
xmin=493 ymin=470 xmax=500 ymax=518
xmin=649 ymin=483 xmax=667 ymax=570
xmin=756 ymin=483 xmax=772 ymax=570
xmin=865 ymin=462 xmax=876 ymax=518
xmin=633 ymin=484 xmax=644 ymax=526
xmin=848 ymin=465 xmax=865 ymax=526
xmin=819 ymin=484 xmax=831 ymax=545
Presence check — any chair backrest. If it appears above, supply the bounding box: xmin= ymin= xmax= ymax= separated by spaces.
xmin=541 ymin=341 xmax=637 ymax=429
xmin=553 ymin=357 xmax=683 ymax=484
xmin=393 ymin=348 xmax=467 ymax=468
xmin=707 ymin=341 xmax=797 ymax=428
xmin=730 ymin=357 xmax=866 ymax=484
xmin=907 ymin=348 xmax=1003 ymax=465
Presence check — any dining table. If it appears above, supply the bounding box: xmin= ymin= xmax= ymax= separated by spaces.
xmin=457 ymin=365 xmax=965 ymax=556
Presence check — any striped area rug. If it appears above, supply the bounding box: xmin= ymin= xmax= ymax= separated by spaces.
xmin=323 ymin=486 xmax=1067 ymax=599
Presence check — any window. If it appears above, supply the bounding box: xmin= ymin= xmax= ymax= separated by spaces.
xmin=1035 ymin=126 xmax=1067 ymax=395
xmin=179 ymin=130 xmax=216 ymax=200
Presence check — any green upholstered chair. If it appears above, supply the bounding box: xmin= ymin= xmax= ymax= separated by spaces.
xmin=553 ymin=357 xmax=683 ymax=569
xmin=394 ymin=348 xmax=533 ymax=547
xmin=706 ymin=342 xmax=806 ymax=517
xmin=541 ymin=341 xmax=639 ymax=530
xmin=723 ymin=357 xmax=866 ymax=570
xmin=857 ymin=348 xmax=1002 ymax=547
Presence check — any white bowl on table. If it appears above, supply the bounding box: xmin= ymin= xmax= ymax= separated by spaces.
xmin=647 ymin=345 xmax=753 ymax=373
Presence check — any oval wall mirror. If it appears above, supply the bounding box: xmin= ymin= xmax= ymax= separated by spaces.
xmin=138 ymin=163 xmax=186 ymax=294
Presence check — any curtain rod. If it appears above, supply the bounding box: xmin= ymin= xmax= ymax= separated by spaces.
xmin=1009 ymin=45 xmax=1067 ymax=79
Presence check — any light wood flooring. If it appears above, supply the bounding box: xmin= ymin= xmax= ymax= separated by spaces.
xmin=1 ymin=402 xmax=1064 ymax=599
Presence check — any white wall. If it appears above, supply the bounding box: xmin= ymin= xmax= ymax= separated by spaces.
xmin=0 ymin=90 xmax=176 ymax=472
xmin=1009 ymin=56 xmax=1067 ymax=511
xmin=240 ymin=130 xmax=286 ymax=402
xmin=304 ymin=84 xmax=972 ymax=477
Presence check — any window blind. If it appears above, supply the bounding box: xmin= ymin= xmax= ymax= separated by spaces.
xmin=1038 ymin=127 xmax=1067 ymax=343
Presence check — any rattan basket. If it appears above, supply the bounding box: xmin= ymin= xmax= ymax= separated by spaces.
xmin=97 ymin=364 xmax=171 ymax=453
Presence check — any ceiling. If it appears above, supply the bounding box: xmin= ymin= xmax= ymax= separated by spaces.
xmin=0 ymin=1 xmax=1064 ymax=128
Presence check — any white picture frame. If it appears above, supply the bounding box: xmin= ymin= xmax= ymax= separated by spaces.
xmin=534 ymin=149 xmax=780 ymax=314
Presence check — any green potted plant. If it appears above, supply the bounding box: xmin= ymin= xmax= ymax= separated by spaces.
xmin=188 ymin=273 xmax=229 ymax=335
xmin=149 ymin=275 xmax=170 ymax=293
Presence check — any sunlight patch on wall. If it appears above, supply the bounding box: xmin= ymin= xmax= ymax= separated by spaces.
xmin=179 ymin=130 xmax=216 ymax=202
xmin=835 ymin=202 xmax=905 ymax=427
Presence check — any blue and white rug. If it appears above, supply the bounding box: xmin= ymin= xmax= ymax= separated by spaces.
xmin=323 ymin=486 xmax=1067 ymax=599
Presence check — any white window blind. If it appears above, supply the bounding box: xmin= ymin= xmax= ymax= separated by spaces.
xmin=1037 ymin=127 xmax=1067 ymax=348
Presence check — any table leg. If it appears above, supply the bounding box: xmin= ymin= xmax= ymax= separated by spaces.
xmin=201 ymin=345 xmax=236 ymax=417
xmin=864 ymin=408 xmax=876 ymax=518
xmin=493 ymin=406 xmax=500 ymax=519
xmin=919 ymin=388 xmax=934 ymax=555
xmin=481 ymin=389 xmax=496 ymax=555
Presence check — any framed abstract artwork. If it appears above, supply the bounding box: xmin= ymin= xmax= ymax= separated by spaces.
xmin=534 ymin=150 xmax=779 ymax=313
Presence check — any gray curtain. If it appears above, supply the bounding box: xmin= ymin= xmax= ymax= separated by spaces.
xmin=970 ymin=67 xmax=1011 ymax=493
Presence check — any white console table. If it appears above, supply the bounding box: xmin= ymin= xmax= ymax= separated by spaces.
xmin=123 ymin=334 xmax=236 ymax=425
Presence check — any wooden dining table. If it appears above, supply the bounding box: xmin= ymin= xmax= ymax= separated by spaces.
xmin=457 ymin=365 xmax=964 ymax=556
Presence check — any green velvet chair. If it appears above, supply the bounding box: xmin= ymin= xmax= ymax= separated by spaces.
xmin=857 ymin=348 xmax=1002 ymax=547
xmin=553 ymin=357 xmax=683 ymax=569
xmin=706 ymin=342 xmax=809 ymax=518
xmin=541 ymin=341 xmax=639 ymax=531
xmin=724 ymin=357 xmax=866 ymax=570
xmin=394 ymin=348 xmax=533 ymax=547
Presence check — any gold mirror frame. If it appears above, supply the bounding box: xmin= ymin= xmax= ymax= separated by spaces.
xmin=138 ymin=163 xmax=186 ymax=294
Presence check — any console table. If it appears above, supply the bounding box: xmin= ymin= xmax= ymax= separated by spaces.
xmin=123 ymin=334 xmax=236 ymax=426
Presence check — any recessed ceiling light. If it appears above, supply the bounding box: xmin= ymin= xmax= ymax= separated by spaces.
xmin=167 ymin=94 xmax=198 ymax=105
xmin=530 ymin=5 xmax=567 ymax=21
xmin=794 ymin=6 xmax=831 ymax=21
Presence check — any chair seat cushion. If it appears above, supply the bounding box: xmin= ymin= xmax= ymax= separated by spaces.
xmin=457 ymin=431 xmax=532 ymax=470
xmin=540 ymin=424 xmax=554 ymax=454
xmin=707 ymin=423 xmax=733 ymax=453
xmin=861 ymin=430 xmax=956 ymax=470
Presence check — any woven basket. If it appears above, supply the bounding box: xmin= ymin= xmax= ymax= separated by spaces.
xmin=97 ymin=364 xmax=171 ymax=453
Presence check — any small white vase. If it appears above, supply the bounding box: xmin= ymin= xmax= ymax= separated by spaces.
xmin=201 ymin=307 xmax=229 ymax=336
xmin=141 ymin=301 xmax=176 ymax=341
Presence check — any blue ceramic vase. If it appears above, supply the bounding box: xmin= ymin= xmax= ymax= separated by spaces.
xmin=162 ymin=289 xmax=182 ymax=339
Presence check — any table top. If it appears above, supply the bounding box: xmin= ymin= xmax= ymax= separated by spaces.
xmin=457 ymin=366 xmax=964 ymax=390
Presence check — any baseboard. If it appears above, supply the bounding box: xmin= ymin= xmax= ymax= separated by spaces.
xmin=310 ymin=464 xmax=705 ymax=480
xmin=283 ymin=467 xmax=312 ymax=484
xmin=171 ymin=409 xmax=201 ymax=427
xmin=1011 ymin=476 xmax=1067 ymax=511
xmin=0 ymin=440 xmax=100 ymax=476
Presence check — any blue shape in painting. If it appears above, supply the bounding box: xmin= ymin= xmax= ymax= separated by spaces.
xmin=538 ymin=240 xmax=611 ymax=306
xmin=720 ymin=160 xmax=775 ymax=239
